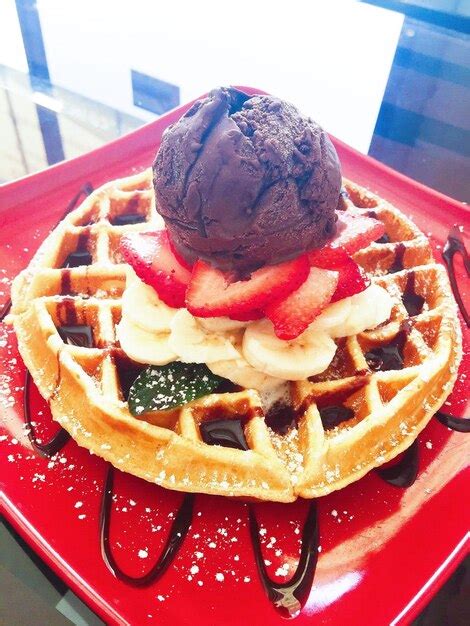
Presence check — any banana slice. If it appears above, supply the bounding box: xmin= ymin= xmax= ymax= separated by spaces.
xmin=196 ymin=316 xmax=248 ymax=332
xmin=308 ymin=297 xmax=352 ymax=333
xmin=169 ymin=309 xmax=241 ymax=364
xmin=327 ymin=284 xmax=393 ymax=338
xmin=116 ymin=316 xmax=177 ymax=365
xmin=207 ymin=355 xmax=284 ymax=392
xmin=122 ymin=277 xmax=177 ymax=333
xmin=243 ymin=319 xmax=337 ymax=380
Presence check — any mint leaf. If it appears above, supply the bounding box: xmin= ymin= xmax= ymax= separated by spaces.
xmin=128 ymin=362 xmax=225 ymax=416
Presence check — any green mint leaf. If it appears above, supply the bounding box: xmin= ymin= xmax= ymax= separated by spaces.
xmin=128 ymin=362 xmax=225 ymax=416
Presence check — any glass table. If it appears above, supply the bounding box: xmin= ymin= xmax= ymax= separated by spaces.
xmin=1 ymin=1 xmax=469 ymax=624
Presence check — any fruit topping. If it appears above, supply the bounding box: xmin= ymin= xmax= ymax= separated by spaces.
xmin=330 ymin=211 xmax=385 ymax=254
xmin=185 ymin=256 xmax=309 ymax=318
xmin=308 ymin=247 xmax=369 ymax=302
xmin=120 ymin=230 xmax=192 ymax=308
xmin=265 ymin=267 xmax=338 ymax=340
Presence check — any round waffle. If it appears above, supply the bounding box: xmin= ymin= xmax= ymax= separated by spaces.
xmin=9 ymin=169 xmax=462 ymax=502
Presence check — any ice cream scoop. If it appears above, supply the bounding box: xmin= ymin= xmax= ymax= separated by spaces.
xmin=153 ymin=87 xmax=341 ymax=272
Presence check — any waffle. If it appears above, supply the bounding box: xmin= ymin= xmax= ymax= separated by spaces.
xmin=9 ymin=169 xmax=462 ymax=502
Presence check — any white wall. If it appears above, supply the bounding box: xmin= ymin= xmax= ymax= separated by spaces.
xmin=3 ymin=0 xmax=404 ymax=153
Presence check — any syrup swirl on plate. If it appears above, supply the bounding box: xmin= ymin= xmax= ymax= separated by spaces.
xmin=442 ymin=225 xmax=470 ymax=328
xmin=376 ymin=440 xmax=419 ymax=488
xmin=99 ymin=466 xmax=195 ymax=587
xmin=249 ymin=502 xmax=319 ymax=618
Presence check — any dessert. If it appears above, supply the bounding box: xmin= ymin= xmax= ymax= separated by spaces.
xmin=9 ymin=88 xmax=462 ymax=503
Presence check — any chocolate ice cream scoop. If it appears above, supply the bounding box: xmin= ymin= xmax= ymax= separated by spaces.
xmin=153 ymin=87 xmax=341 ymax=271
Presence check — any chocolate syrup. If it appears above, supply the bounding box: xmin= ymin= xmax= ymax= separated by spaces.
xmin=319 ymin=405 xmax=354 ymax=430
xmin=60 ymin=268 xmax=73 ymax=296
xmin=435 ymin=411 xmax=470 ymax=433
xmin=111 ymin=213 xmax=146 ymax=226
xmin=0 ymin=300 xmax=11 ymax=322
xmin=200 ymin=419 xmax=249 ymax=450
xmin=376 ymin=441 xmax=419 ymax=487
xmin=57 ymin=298 xmax=78 ymax=326
xmin=99 ymin=466 xmax=194 ymax=586
xmin=249 ymin=501 xmax=319 ymax=618
xmin=389 ymin=243 xmax=406 ymax=274
xmin=365 ymin=327 xmax=409 ymax=371
xmin=442 ymin=225 xmax=470 ymax=328
xmin=376 ymin=233 xmax=391 ymax=244
xmin=23 ymin=371 xmax=70 ymax=457
xmin=402 ymin=272 xmax=425 ymax=317
xmin=62 ymin=231 xmax=92 ymax=268
xmin=113 ymin=352 xmax=145 ymax=400
xmin=57 ymin=325 xmax=93 ymax=348
xmin=265 ymin=402 xmax=298 ymax=435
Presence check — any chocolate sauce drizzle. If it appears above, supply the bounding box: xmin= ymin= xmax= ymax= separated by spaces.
xmin=389 ymin=242 xmax=406 ymax=273
xmin=402 ymin=272 xmax=425 ymax=317
xmin=435 ymin=411 xmax=470 ymax=433
xmin=442 ymin=225 xmax=470 ymax=328
xmin=99 ymin=465 xmax=194 ymax=586
xmin=23 ymin=371 xmax=70 ymax=457
xmin=376 ymin=440 xmax=419 ymax=487
xmin=200 ymin=419 xmax=249 ymax=450
xmin=365 ymin=325 xmax=409 ymax=372
xmin=249 ymin=502 xmax=319 ymax=618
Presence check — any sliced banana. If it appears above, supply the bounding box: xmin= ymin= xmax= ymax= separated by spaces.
xmin=169 ymin=309 xmax=241 ymax=364
xmin=243 ymin=319 xmax=337 ymax=380
xmin=208 ymin=354 xmax=284 ymax=392
xmin=116 ymin=317 xmax=177 ymax=365
xmin=327 ymin=284 xmax=393 ymax=338
xmin=196 ymin=316 xmax=248 ymax=333
xmin=308 ymin=297 xmax=352 ymax=333
xmin=122 ymin=276 xmax=177 ymax=333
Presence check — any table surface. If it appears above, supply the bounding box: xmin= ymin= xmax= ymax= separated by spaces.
xmin=0 ymin=1 xmax=469 ymax=625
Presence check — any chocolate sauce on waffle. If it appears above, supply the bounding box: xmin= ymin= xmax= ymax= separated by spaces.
xmin=442 ymin=226 xmax=470 ymax=327
xmin=319 ymin=405 xmax=354 ymax=430
xmin=365 ymin=325 xmax=409 ymax=372
xmin=100 ymin=466 xmax=194 ymax=586
xmin=435 ymin=411 xmax=470 ymax=433
xmin=376 ymin=233 xmax=391 ymax=244
xmin=389 ymin=242 xmax=406 ymax=273
xmin=376 ymin=440 xmax=419 ymax=487
xmin=112 ymin=352 xmax=145 ymax=400
xmin=402 ymin=272 xmax=425 ymax=317
xmin=58 ymin=298 xmax=78 ymax=325
xmin=60 ymin=269 xmax=72 ymax=296
xmin=23 ymin=370 xmax=70 ymax=457
xmin=265 ymin=402 xmax=298 ymax=435
xmin=57 ymin=325 xmax=93 ymax=348
xmin=200 ymin=419 xmax=249 ymax=450
xmin=62 ymin=231 xmax=92 ymax=268
xmin=249 ymin=501 xmax=319 ymax=618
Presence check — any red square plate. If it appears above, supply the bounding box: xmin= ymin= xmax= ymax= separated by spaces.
xmin=1 ymin=88 xmax=469 ymax=626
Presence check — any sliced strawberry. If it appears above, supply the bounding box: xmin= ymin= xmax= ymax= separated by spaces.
xmin=330 ymin=211 xmax=385 ymax=255
xmin=120 ymin=230 xmax=192 ymax=308
xmin=186 ymin=256 xmax=309 ymax=318
xmin=229 ymin=309 xmax=264 ymax=322
xmin=308 ymin=247 xmax=369 ymax=302
xmin=265 ymin=267 xmax=338 ymax=340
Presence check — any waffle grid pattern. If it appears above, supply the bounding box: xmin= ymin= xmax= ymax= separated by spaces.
xmin=10 ymin=170 xmax=462 ymax=501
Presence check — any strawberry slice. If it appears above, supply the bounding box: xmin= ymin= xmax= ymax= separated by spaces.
xmin=229 ymin=309 xmax=264 ymax=322
xmin=330 ymin=211 xmax=385 ymax=255
xmin=120 ymin=230 xmax=192 ymax=308
xmin=308 ymin=247 xmax=369 ymax=302
xmin=186 ymin=256 xmax=309 ymax=318
xmin=265 ymin=267 xmax=338 ymax=340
